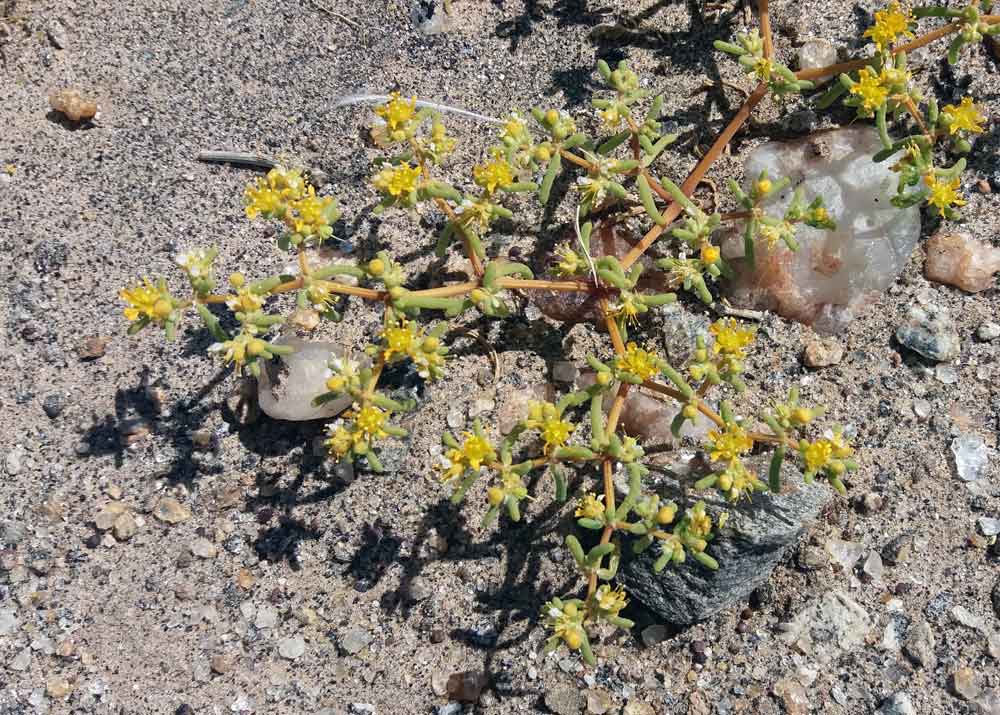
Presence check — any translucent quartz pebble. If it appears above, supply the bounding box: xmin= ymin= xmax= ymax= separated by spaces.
xmin=257 ymin=337 xmax=357 ymax=421
xmin=950 ymin=433 xmax=988 ymax=482
xmin=924 ymin=231 xmax=1000 ymax=293
xmin=723 ymin=127 xmax=921 ymax=334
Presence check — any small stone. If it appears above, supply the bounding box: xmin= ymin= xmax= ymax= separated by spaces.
xmin=190 ymin=429 xmax=213 ymax=449
xmin=622 ymin=703 xmax=655 ymax=715
xmin=925 ymin=231 xmax=1000 ymax=293
xmin=988 ymin=632 xmax=1000 ymax=660
xmin=826 ymin=538 xmax=865 ymax=570
xmin=878 ymin=692 xmax=916 ymax=715
xmin=777 ymin=590 xmax=870 ymax=662
xmin=255 ymin=605 xmax=278 ymax=629
xmin=951 ymin=605 xmax=987 ymax=633
xmin=856 ymin=491 xmax=883 ymax=514
xmin=257 ymin=338 xmax=357 ymax=421
xmin=798 ymin=38 xmax=837 ymax=71
xmin=349 ymin=706 xmax=374 ymax=715
xmin=903 ymin=621 xmax=936 ymax=669
xmin=338 ymin=627 xmax=372 ymax=655
xmin=9 ymin=647 xmax=31 ymax=671
xmin=803 ymin=337 xmax=844 ymax=367
xmin=112 ymin=512 xmax=137 ymax=541
xmin=585 ymin=689 xmax=613 ymax=715
xmin=42 ymin=393 xmax=66 ymax=418
xmin=4 ymin=447 xmax=24 ymax=476
xmin=861 ymin=551 xmax=884 ymax=582
xmin=46 ymin=675 xmax=72 ymax=699
xmin=773 ymin=678 xmax=810 ymax=715
xmin=640 ymin=623 xmax=668 ymax=647
xmin=278 ymin=636 xmax=306 ymax=660
xmin=993 ymin=580 xmax=1000 ymax=620
xmin=77 ymin=335 xmax=109 ymax=359
xmin=895 ymin=304 xmax=961 ymax=362
xmin=951 ymin=434 xmax=989 ymax=482
xmin=402 ymin=577 xmax=431 ymax=602
xmin=951 ymin=667 xmax=981 ymax=701
xmin=154 ymin=497 xmax=191 ymax=524
xmin=882 ymin=532 xmax=914 ymax=565
xmin=912 ymin=399 xmax=932 ymax=420
xmin=190 ymin=538 xmax=217 ymax=559
xmin=446 ymin=405 xmax=465 ymax=430
xmin=211 ymin=654 xmax=234 ymax=674
xmin=544 ymin=683 xmax=586 ymax=715
xmin=437 ymin=704 xmax=462 ymax=715
xmin=0 ymin=609 xmax=17 ymax=636
xmin=46 ymin=19 xmax=68 ymax=49
xmin=978 ymin=518 xmax=1000 ymax=537
xmin=447 ymin=670 xmax=488 ymax=703
xmin=977 ymin=323 xmax=1000 ymax=341
xmin=552 ymin=361 xmax=580 ymax=383
xmin=49 ymin=88 xmax=98 ymax=122
xmin=935 ymin=364 xmax=958 ymax=384
xmin=94 ymin=501 xmax=126 ymax=531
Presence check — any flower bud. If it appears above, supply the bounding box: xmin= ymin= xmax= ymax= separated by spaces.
xmin=152 ymin=299 xmax=172 ymax=320
xmin=563 ymin=630 xmax=582 ymax=650
xmin=656 ymin=505 xmax=676 ymax=525
xmin=487 ymin=487 xmax=505 ymax=506
xmin=247 ymin=338 xmax=268 ymax=357
xmin=544 ymin=109 xmax=559 ymax=126
xmin=754 ymin=178 xmax=772 ymax=196
xmin=595 ymin=371 xmax=612 ymax=386
xmin=792 ymin=407 xmax=813 ymax=424
xmin=229 ymin=272 xmax=246 ymax=288
xmin=421 ymin=336 xmax=440 ymax=352
xmin=368 ymin=258 xmax=385 ymax=276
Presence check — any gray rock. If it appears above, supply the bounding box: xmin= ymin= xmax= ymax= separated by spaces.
xmin=0 ymin=609 xmax=16 ymax=636
xmin=903 ymin=621 xmax=936 ymax=669
xmin=951 ymin=434 xmax=989 ymax=482
xmin=278 ymin=636 xmax=306 ymax=660
xmin=951 ymin=667 xmax=981 ymax=701
xmin=978 ymin=517 xmax=1000 ymax=537
xmin=552 ymin=361 xmax=579 ymax=383
xmin=777 ymin=590 xmax=871 ymax=663
xmin=46 ymin=19 xmax=68 ymax=49
xmin=42 ymin=394 xmax=66 ymax=418
xmin=4 ymin=446 xmax=25 ymax=476
xmin=896 ymin=305 xmax=960 ymax=362
xmin=9 ymin=647 xmax=31 ymax=671
xmin=879 ymin=692 xmax=916 ymax=715
xmin=257 ymin=337 xmax=359 ymax=421
xmin=977 ymin=322 xmax=1000 ymax=341
xmin=545 ymin=683 xmax=586 ymax=715
xmin=338 ymin=627 xmax=372 ymax=655
xmin=619 ymin=472 xmax=830 ymax=624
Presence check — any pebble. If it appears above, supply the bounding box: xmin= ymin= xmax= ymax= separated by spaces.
xmin=257 ymin=338 xmax=355 ymax=421
xmin=9 ymin=647 xmax=31 ymax=671
xmin=77 ymin=335 xmax=109 ymax=359
xmin=544 ymin=683 xmax=586 ymax=715
xmin=94 ymin=502 xmax=126 ymax=531
xmin=951 ymin=605 xmax=987 ymax=633
xmin=951 ymin=433 xmax=989 ymax=481
xmin=935 ymin=365 xmax=958 ymax=385
xmin=4 ymin=446 xmax=25 ymax=476
xmin=802 ymin=337 xmax=844 ymax=367
xmin=773 ymin=678 xmax=810 ymax=715
xmin=861 ymin=551 xmax=884 ymax=581
xmin=211 ymin=654 xmax=234 ymax=674
xmin=826 ymin=538 xmax=864 ymax=570
xmin=951 ymin=667 xmax=981 ymax=701
xmin=977 ymin=322 xmax=1000 ymax=341
xmin=895 ymin=304 xmax=961 ymax=362
xmin=585 ymin=689 xmax=613 ymax=715
xmin=552 ymin=361 xmax=580 ymax=383
xmin=349 ymin=705 xmax=374 ymax=715
xmin=154 ymin=497 xmax=192 ymax=524
xmin=797 ymin=38 xmax=837 ymax=71
xmin=338 ymin=627 xmax=372 ymax=655
xmin=113 ymin=512 xmax=138 ymax=541
xmin=912 ymin=399 xmax=932 ymax=421
xmin=46 ymin=675 xmax=72 ymax=699
xmin=879 ymin=692 xmax=916 ymax=715
xmin=437 ymin=704 xmax=462 ymax=715
xmin=924 ymin=231 xmax=1000 ymax=293
xmin=46 ymin=19 xmax=68 ymax=49
xmin=640 ymin=623 xmax=668 ymax=647
xmin=42 ymin=393 xmax=66 ymax=418
xmin=881 ymin=532 xmax=914 ymax=565
xmin=988 ymin=632 xmax=1000 ymax=660
xmin=622 ymin=703 xmax=655 ymax=715
xmin=255 ymin=605 xmax=279 ymax=629
xmin=447 ymin=670 xmax=488 ymax=703
xmin=903 ymin=621 xmax=936 ymax=669
xmin=278 ymin=636 xmax=305 ymax=660
xmin=190 ymin=538 xmax=217 ymax=559
xmin=0 ymin=609 xmax=17 ymax=636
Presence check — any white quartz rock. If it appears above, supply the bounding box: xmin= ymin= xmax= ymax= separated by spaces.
xmin=257 ymin=337 xmax=356 ymax=421
xmin=723 ymin=127 xmax=921 ymax=334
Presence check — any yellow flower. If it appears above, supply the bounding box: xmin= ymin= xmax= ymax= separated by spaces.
xmin=545 ymin=600 xmax=586 ymax=651
xmin=290 ymin=192 xmax=336 ymax=239
xmin=616 ymin=342 xmax=661 ymax=381
xmin=244 ymin=166 xmax=310 ymax=219
xmin=863 ymin=1 xmax=914 ymax=52
xmin=455 ymin=198 xmax=494 ymax=232
xmin=759 ymin=223 xmax=783 ymax=249
xmin=372 ymin=163 xmax=422 ymax=199
xmin=941 ymin=97 xmax=985 ymax=135
xmin=706 ymin=422 xmax=754 ymax=463
xmin=828 ymin=427 xmax=854 ymax=460
xmin=924 ymin=173 xmax=966 ymax=217
xmin=500 ymin=113 xmax=529 ymax=145
xmin=121 ymin=278 xmax=173 ymax=323
xmin=849 ymin=67 xmax=889 ymax=115
xmin=375 ymin=92 xmax=418 ymax=140
xmin=575 ymin=493 xmax=605 ymax=520
xmin=553 ymin=245 xmax=582 ymax=277
xmin=594 ymin=584 xmax=627 ymax=615
xmin=325 ymin=426 xmax=354 ymax=458
xmin=325 ymin=405 xmax=391 ymax=459
xmin=226 ymin=287 xmax=265 ymax=314
xmin=686 ymin=502 xmax=712 ymax=539
xmin=381 ymin=320 xmax=420 ymax=361
xmin=599 ymin=106 xmax=622 ymax=128
xmin=709 ymin=319 xmax=755 ymax=358
xmin=473 ymin=156 xmax=514 ymax=195
xmin=802 ymin=439 xmax=833 ymax=473
xmin=354 ymin=405 xmax=388 ymax=440
xmin=440 ymin=432 xmax=496 ymax=482
xmin=752 ymin=57 xmax=773 ymax=82
xmin=700 ymin=245 xmax=720 ymax=265
xmin=540 ymin=418 xmax=574 ymax=454
xmin=716 ymin=459 xmax=760 ymax=501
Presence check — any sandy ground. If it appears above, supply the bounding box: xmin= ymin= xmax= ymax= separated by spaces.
xmin=1 ymin=0 xmax=999 ymax=714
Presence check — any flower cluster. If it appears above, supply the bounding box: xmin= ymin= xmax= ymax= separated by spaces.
xmin=863 ymin=1 xmax=915 ymax=52
xmin=245 ymin=166 xmax=340 ymax=246
xmin=523 ymin=401 xmax=575 ymax=454
xmin=378 ymin=319 xmax=448 ymax=380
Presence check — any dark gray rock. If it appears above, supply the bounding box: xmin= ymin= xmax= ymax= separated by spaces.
xmin=895 ymin=305 xmax=960 ymax=362
xmin=619 ymin=471 xmax=830 ymax=624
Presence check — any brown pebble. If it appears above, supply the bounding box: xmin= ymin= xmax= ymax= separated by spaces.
xmin=978 ymin=179 xmax=992 ymax=194
xmin=77 ymin=335 xmax=109 ymax=360
xmin=925 ymin=231 xmax=1000 ymax=293
xmin=802 ymin=336 xmax=844 ymax=368
xmin=49 ymin=88 xmax=99 ymax=122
